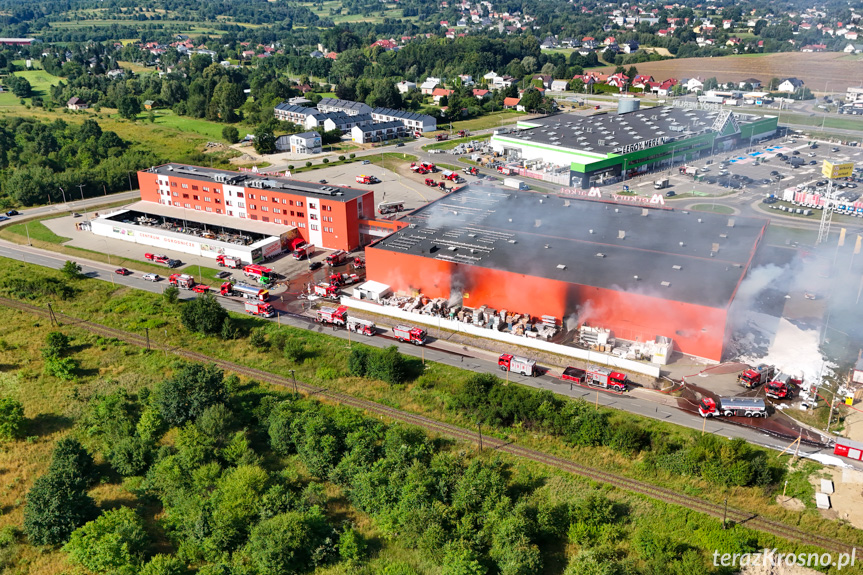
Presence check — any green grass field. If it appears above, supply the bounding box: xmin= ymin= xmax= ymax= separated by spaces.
xmin=14 ymin=69 xmax=64 ymax=98
xmin=422 ymin=134 xmax=490 ymax=151
xmin=131 ymin=109 xmax=231 ymax=141
xmin=689 ymin=203 xmax=735 ymax=214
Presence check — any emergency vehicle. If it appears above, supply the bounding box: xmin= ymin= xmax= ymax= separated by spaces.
xmin=292 ymin=243 xmax=315 ymax=260
xmin=243 ymin=264 xmax=273 ymax=284
xmin=192 ymin=284 xmax=210 ymax=294
xmin=245 ymin=301 xmax=276 ymax=317
xmin=699 ymin=397 xmax=767 ymax=418
xmin=313 ymin=282 xmax=340 ymax=299
xmin=498 ymin=354 xmax=538 ymax=376
xmin=316 ymin=306 xmax=348 ymax=326
xmin=222 ymin=282 xmax=269 ymax=301
xmin=377 ymin=201 xmax=404 ymax=215
xmin=347 ymin=318 xmax=376 ymax=336
xmin=216 ymin=255 xmax=242 ymax=268
xmin=169 ymin=274 xmax=195 ymax=289
xmin=766 ymin=373 xmax=801 ymax=399
xmin=393 ymin=325 xmax=427 ymax=345
xmin=325 ymin=250 xmax=348 ymax=267
xmin=738 ymin=365 xmax=776 ymax=388
xmin=586 ymin=366 xmax=627 ymax=391
xmin=355 ymin=174 xmax=379 ymax=184
xmin=329 ymin=273 xmax=360 ymax=287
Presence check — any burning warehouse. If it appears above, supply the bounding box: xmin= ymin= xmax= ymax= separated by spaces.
xmin=364 ymin=186 xmax=767 ymax=362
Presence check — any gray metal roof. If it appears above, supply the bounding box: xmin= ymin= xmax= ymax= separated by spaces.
xmin=371 ymin=107 xmax=436 ymax=123
xmin=147 ymin=164 xmax=368 ymax=202
xmin=504 ymin=108 xmax=764 ymax=155
xmin=355 ymin=121 xmax=405 ymax=133
xmin=370 ymin=185 xmax=767 ymax=308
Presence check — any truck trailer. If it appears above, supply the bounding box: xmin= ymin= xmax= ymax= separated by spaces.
xmin=222 ymin=282 xmax=269 ymax=301
xmin=699 ymin=397 xmax=767 ymax=418
xmin=498 ymin=354 xmax=538 ymax=376
xmin=503 ymin=177 xmax=528 ymax=190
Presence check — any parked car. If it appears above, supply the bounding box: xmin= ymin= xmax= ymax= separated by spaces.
xmin=215 ymin=271 xmax=231 ymax=279
xmin=0 ymin=216 xmax=9 ymax=222
xmin=361 ymin=160 xmax=370 ymax=165
xmin=115 ymin=268 xmax=131 ymax=276
xmin=396 ymin=142 xmax=405 ymax=147
xmin=167 ymin=259 xmax=181 ymax=268
xmin=309 ymin=261 xmax=323 ymax=271
xmin=318 ymin=179 xmax=327 ymax=184
xmin=142 ymin=273 xmax=161 ymax=282
xmin=5 ymin=210 xmax=19 ymax=216
xmin=72 ymin=212 xmax=82 ymax=218
xmin=665 ymin=191 xmax=676 ymax=197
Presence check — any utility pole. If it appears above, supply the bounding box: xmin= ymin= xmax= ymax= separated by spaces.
xmin=722 ymin=498 xmax=728 ymax=530
xmin=477 ymin=422 xmax=483 ymax=451
xmin=47 ymin=303 xmax=57 ymax=326
xmin=145 ymin=327 xmax=150 ymax=350
xmin=290 ymin=369 xmax=297 ymax=394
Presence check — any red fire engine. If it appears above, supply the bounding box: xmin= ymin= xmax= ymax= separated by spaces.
xmin=329 ymin=273 xmax=360 ymax=287
xmin=498 ymin=354 xmax=538 ymax=376
xmin=457 ymin=130 xmax=468 ymax=137
xmin=425 ymin=178 xmax=436 ymax=186
xmin=586 ymin=366 xmax=627 ymax=391
xmin=442 ymin=172 xmax=460 ymax=181
xmin=766 ymin=373 xmax=801 ymax=399
xmin=738 ymin=364 xmax=776 ymax=388
xmin=292 ymin=243 xmax=315 ymax=260
xmin=245 ymin=301 xmax=276 ymax=317
xmin=221 ymin=282 xmax=269 ymax=301
xmin=353 ymin=257 xmax=365 ymax=269
xmin=316 ymin=306 xmax=348 ymax=326
xmin=355 ymin=174 xmax=380 ymax=184
xmin=145 ymin=253 xmax=170 ymax=264
xmin=463 ymin=167 xmax=479 ymax=176
xmin=410 ymin=163 xmax=429 ymax=175
xmin=313 ymin=282 xmax=340 ymax=299
xmin=435 ymin=134 xmax=448 ymax=141
xmin=216 ymin=255 xmax=242 ymax=268
xmin=192 ymin=284 xmax=210 ymax=294
xmin=169 ymin=274 xmax=195 ymax=289
xmin=421 ymin=161 xmax=436 ymax=172
xmin=347 ymin=318 xmax=376 ymax=336
xmin=699 ymin=397 xmax=767 ymax=418
xmin=243 ymin=264 xmax=273 ymax=283
xmin=325 ymin=250 xmax=348 ymax=267
xmin=393 ymin=325 xmax=426 ymax=345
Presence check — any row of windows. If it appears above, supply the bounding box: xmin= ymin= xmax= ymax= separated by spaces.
xmin=157 ymin=180 xmax=342 ymax=215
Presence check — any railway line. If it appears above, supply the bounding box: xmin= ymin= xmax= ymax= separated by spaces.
xmin=1 ymin=295 xmax=859 ymax=556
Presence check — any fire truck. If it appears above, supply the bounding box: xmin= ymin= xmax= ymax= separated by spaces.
xmin=192 ymin=284 xmax=210 ymax=294
xmin=316 ymin=306 xmax=348 ymax=326
xmin=410 ymin=163 xmax=429 ymax=174
xmin=292 ymin=243 xmax=315 ymax=260
xmin=329 ymin=273 xmax=360 ymax=287
xmin=560 ymin=367 xmax=586 ymax=384
xmin=435 ymin=134 xmax=448 ymax=141
xmin=421 ymin=161 xmax=436 ymax=172
xmin=586 ymin=366 xmax=627 ymax=391
xmin=463 ymin=167 xmax=479 ymax=176
xmin=355 ymin=174 xmax=379 ymax=185
xmin=699 ymin=397 xmax=767 ymax=418
xmin=325 ymin=250 xmax=348 ymax=266
xmin=347 ymin=317 xmax=376 ymax=336
xmin=169 ymin=274 xmax=195 ymax=289
xmin=353 ymin=257 xmax=365 ymax=269
xmin=216 ymin=255 xmax=242 ymax=268
xmin=145 ymin=253 xmax=170 ymax=264
xmin=498 ymin=354 xmax=538 ymax=376
xmin=497 ymin=166 xmax=515 ymax=176
xmin=393 ymin=325 xmax=427 ymax=345
xmin=377 ymin=201 xmax=404 ymax=215
xmin=738 ymin=364 xmax=776 ymax=388
xmin=243 ymin=264 xmax=273 ymax=284
xmin=245 ymin=301 xmax=276 ymax=317
xmin=425 ymin=178 xmax=437 ymax=187
xmin=457 ymin=130 xmax=468 ymax=137
xmin=766 ymin=373 xmax=801 ymax=399
xmin=313 ymin=282 xmax=339 ymax=299
xmin=222 ymin=282 xmax=269 ymax=301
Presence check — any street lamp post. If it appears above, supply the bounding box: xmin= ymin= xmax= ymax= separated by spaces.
xmin=59 ymin=187 xmax=67 ymax=204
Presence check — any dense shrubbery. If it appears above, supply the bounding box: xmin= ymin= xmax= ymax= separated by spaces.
xmin=348 ymin=345 xmax=408 ymax=385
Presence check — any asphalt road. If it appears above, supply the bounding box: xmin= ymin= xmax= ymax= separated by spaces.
xmin=3 ymin=239 xmax=854 ymax=469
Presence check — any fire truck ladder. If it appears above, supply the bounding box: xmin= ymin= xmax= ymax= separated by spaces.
xmin=816 ymin=180 xmax=838 ymax=245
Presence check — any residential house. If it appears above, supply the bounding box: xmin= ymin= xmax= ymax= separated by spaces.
xmin=653 ymin=78 xmax=678 ymax=96
xmin=143 ymin=100 xmax=156 ymax=110
xmin=432 ymin=88 xmax=455 ymax=103
xmin=492 ymin=75 xmax=515 ymax=88
xmin=323 ymin=112 xmax=374 ymax=133
xmin=581 ymin=37 xmax=597 ymax=49
xmin=325 ymin=52 xmax=339 ymax=60
xmin=778 ymin=78 xmax=805 ymax=92
xmin=738 ymin=78 xmax=762 ymax=89
xmin=310 ymin=50 xmax=324 ymax=58
xmin=503 ymin=96 xmax=520 ymax=109
xmin=657 ymin=29 xmax=670 ymax=37
xmin=458 ymin=74 xmax=474 ymax=86
xmin=550 ymin=79 xmax=569 ymax=91
xmin=800 ymin=44 xmax=827 ymax=52
xmin=845 ymin=43 xmax=863 ymax=53
xmin=605 ymin=73 xmax=629 ymax=90
xmin=420 ymin=78 xmax=440 ymax=95
xmin=370 ymin=39 xmax=399 ymax=51
xmin=302 ymin=111 xmax=329 ymax=130
xmin=632 ymin=75 xmax=654 ymax=89
xmin=396 ymin=80 xmax=417 ymax=94
xmin=106 ymin=69 xmax=126 ymax=79
xmin=723 ymin=19 xmax=733 ymax=29
xmin=351 ymin=121 xmax=406 ymax=144
xmin=370 ymin=107 xmax=437 ymax=133
xmin=67 ymin=97 xmax=88 ymax=111
xmin=483 ymin=71 xmax=499 ymax=83
xmin=241 ymin=50 xmax=255 ymax=59
xmin=845 ymin=86 xmax=863 ymax=104
xmin=472 ymin=88 xmax=491 ymax=100
xmin=317 ymin=98 xmax=373 ymax=116
xmin=273 ymin=102 xmax=318 ymax=124
xmin=274 ymin=132 xmax=322 ymax=154
xmin=288 ymin=96 xmax=312 ymax=106
xmin=540 ymin=36 xmax=558 ymax=49
xmin=622 ymin=40 xmax=640 ymax=53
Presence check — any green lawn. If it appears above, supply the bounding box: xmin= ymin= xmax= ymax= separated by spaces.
xmin=762 ymin=225 xmax=818 ymax=246
xmin=367 ymin=152 xmax=418 ymax=172
xmin=14 ymin=69 xmax=64 ymax=98
xmin=437 ymin=111 xmax=523 ymax=133
xmin=130 ymin=109 xmax=230 ymax=141
xmin=180 ymin=265 xmax=224 ymax=284
xmin=4 ymin=220 xmax=70 ymax=244
xmin=422 ymin=134 xmax=490 ymax=151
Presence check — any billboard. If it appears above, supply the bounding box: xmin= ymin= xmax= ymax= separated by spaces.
xmin=822 ymin=160 xmax=854 ymax=179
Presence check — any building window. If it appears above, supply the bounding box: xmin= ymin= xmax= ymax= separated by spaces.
xmin=298 ymin=222 xmax=306 ymax=228
xmin=262 ymin=217 xmax=269 ymax=222
xmin=291 ymin=221 xmax=297 ymax=226
xmin=205 ymin=197 xmax=211 ymax=202
xmin=311 ymin=224 xmax=319 ymax=231
xmin=172 ymin=192 xmax=178 ymax=197
xmin=261 ymin=206 xmax=268 ymax=212
xmin=203 ymin=186 xmax=210 ymax=192
xmin=171 ymin=182 xmax=176 ymax=187
xmin=250 ymin=215 xmax=257 ymax=220
xmin=181 ymin=183 xmax=189 ymax=189
xmin=237 ymin=192 xmax=244 ymax=198
xmin=195 ymin=205 xmax=201 ymax=210
xmin=296 ymin=201 xmax=303 ymax=207
xmin=297 ymin=212 xmax=304 ymax=218
xmin=272 ymin=197 xmax=279 ymax=203
xmin=214 ymin=189 xmax=221 ymax=194
xmin=217 ymin=209 xmax=222 ymax=214
xmin=215 ymin=198 xmax=221 ymax=204
xmin=192 ymin=185 xmax=198 ymax=191
xmin=193 ymin=195 xmax=199 ymax=200
xmin=309 ymin=202 xmax=317 ymax=209
xmin=275 ymin=219 xmax=282 ymax=224
xmin=289 ymin=200 xmax=294 ymax=205
xmin=310 ymin=214 xmax=318 ymax=220
xmin=248 ymin=194 xmax=255 ymax=200
xmin=206 ymin=207 xmax=213 ymax=212
xmin=238 ymin=202 xmax=245 ymax=209
xmin=184 ymin=203 xmax=191 ymax=208
xmin=261 ymin=195 xmax=267 ymax=201
xmin=226 ymin=200 xmax=233 ymax=206
xmin=274 ymin=208 xmax=281 ymax=214
xmin=290 ymin=210 xmax=295 ymax=216
xmin=182 ymin=193 xmax=189 ymax=199
xmin=173 ymin=201 xmax=180 ymax=206
xmin=249 ymin=204 xmax=256 ymax=210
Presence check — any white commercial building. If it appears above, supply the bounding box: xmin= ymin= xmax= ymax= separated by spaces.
xmin=275 ymin=132 xmax=322 ymax=154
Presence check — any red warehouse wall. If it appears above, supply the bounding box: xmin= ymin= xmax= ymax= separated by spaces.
xmin=365 ymin=248 xmax=728 ymax=361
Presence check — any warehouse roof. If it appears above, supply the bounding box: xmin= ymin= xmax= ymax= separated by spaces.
xmin=500 ymin=108 xmax=767 ymax=156
xmin=143 ymin=164 xmax=369 ymax=202
xmin=370 ymin=186 xmax=767 ymax=308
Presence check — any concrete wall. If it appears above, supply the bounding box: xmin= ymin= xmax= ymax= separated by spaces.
xmin=342 ymin=296 xmax=661 ymax=377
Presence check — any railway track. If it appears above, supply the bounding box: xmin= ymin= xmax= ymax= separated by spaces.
xmin=2 ymin=296 xmax=858 ymax=556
